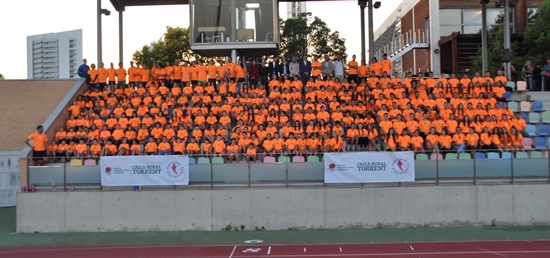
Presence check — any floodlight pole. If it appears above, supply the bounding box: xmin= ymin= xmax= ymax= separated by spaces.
xmin=368 ymin=0 xmax=375 ymax=64
xmin=359 ymin=0 xmax=367 ymax=62
xmin=481 ymin=0 xmax=489 ymax=73
xmin=119 ymin=10 xmax=124 ymax=63
xmin=504 ymin=0 xmax=512 ymax=80
xmin=97 ymin=0 xmax=103 ymax=66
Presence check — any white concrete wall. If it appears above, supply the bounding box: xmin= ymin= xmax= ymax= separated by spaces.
xmin=16 ymin=184 xmax=550 ymax=233
xmin=0 ymin=151 xmax=20 ymax=207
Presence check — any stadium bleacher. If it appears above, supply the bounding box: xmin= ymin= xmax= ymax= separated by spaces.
xmin=44 ymin=58 xmax=550 ymax=164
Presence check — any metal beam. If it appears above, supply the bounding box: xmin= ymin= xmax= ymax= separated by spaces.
xmin=368 ymin=0 xmax=374 ymax=64
xmin=119 ymin=11 xmax=124 ymax=63
xmin=504 ymin=0 xmax=511 ymax=79
xmin=97 ymin=0 xmax=102 ymax=66
xmin=359 ymin=0 xmax=366 ymax=62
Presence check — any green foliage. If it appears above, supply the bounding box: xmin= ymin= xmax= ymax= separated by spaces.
xmin=470 ymin=23 xmax=522 ymax=76
xmin=280 ymin=13 xmax=347 ymax=60
xmin=524 ymin=0 xmax=550 ymax=65
xmin=132 ymin=26 xmax=200 ymax=68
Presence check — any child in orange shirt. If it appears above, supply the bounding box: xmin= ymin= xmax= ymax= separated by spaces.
xmin=245 ymin=143 xmax=257 ymax=162
xmin=227 ymin=138 xmax=240 ymax=163
xmin=186 ymin=137 xmax=200 ymax=156
xmin=144 ymin=137 xmax=158 ymax=155
xmin=158 ymin=137 xmax=172 ymax=155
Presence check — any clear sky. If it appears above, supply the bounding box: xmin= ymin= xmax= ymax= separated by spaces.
xmin=0 ymin=0 xmax=400 ymax=79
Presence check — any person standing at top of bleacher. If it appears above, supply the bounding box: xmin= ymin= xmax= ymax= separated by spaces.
xmin=380 ymin=54 xmax=392 ymax=77
xmin=25 ymin=125 xmax=49 ymax=166
xmin=116 ymin=62 xmax=126 ymax=88
xmin=77 ymin=59 xmax=90 ymax=87
xmin=347 ymin=55 xmax=359 ymax=84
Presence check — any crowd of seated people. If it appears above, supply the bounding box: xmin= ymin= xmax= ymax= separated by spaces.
xmin=48 ymin=55 xmax=524 ymax=163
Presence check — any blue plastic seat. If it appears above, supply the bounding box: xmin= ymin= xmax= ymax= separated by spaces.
xmin=529 ymin=113 xmax=541 ymax=124
xmin=521 ymin=112 xmax=528 ymax=122
xmin=534 ymin=137 xmax=547 ymax=150
xmin=503 ymin=91 xmax=512 ymax=102
xmin=539 ymin=124 xmax=550 ymax=136
xmin=487 ymin=152 xmax=500 ymax=159
xmin=502 ymin=152 xmax=513 ymax=159
xmin=188 ymin=157 xmax=196 ymax=164
xmin=525 ymin=124 xmax=537 ymax=137
xmin=532 ymin=101 xmax=545 ymax=112
xmin=474 ymin=152 xmax=486 ymax=159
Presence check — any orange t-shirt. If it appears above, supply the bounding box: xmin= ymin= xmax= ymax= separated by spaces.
xmin=28 ymin=133 xmax=48 ymax=151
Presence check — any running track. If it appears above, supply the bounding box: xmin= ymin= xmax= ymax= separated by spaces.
xmin=2 ymin=240 xmax=550 ymax=257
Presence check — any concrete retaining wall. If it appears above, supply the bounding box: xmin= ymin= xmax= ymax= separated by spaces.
xmin=16 ymin=184 xmax=550 ymax=233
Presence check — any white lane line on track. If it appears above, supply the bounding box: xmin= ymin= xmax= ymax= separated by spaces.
xmin=268 ymin=246 xmax=271 ymax=255
xmin=229 ymin=245 xmax=237 ymax=258
xmin=410 ymin=245 xmax=414 ymax=251
xmin=339 ymin=247 xmax=342 ymax=252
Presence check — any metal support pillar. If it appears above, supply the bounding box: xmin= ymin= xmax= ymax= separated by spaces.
xmin=359 ymin=1 xmax=367 ymax=62
xmin=368 ymin=0 xmax=374 ymax=64
xmin=119 ymin=11 xmax=124 ymax=63
xmin=97 ymin=0 xmax=102 ymax=65
xmin=481 ymin=1 xmax=489 ymax=73
xmin=504 ymin=0 xmax=512 ymax=80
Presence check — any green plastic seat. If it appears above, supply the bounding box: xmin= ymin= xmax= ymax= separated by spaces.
xmin=542 ymin=112 xmax=550 ymax=124
xmin=515 ymin=152 xmax=529 ymax=158
xmin=212 ymin=157 xmax=224 ymax=163
xmin=307 ymin=156 xmax=320 ymax=162
xmin=278 ymin=156 xmax=291 ymax=163
xmin=530 ymin=151 xmax=544 ymax=158
xmin=445 ymin=153 xmax=458 ymax=160
xmin=459 ymin=153 xmax=471 ymax=160
xmin=416 ymin=154 xmax=428 ymax=160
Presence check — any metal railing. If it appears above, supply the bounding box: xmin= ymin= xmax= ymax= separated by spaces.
xmin=380 ymin=29 xmax=429 ymax=58
xmin=24 ymin=149 xmax=550 ymax=192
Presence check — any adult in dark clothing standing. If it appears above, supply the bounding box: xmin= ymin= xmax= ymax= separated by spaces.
xmin=259 ymin=61 xmax=269 ymax=88
xmin=248 ymin=60 xmax=260 ymax=87
xmin=533 ymin=64 xmax=542 ymax=91
xmin=268 ymin=56 xmax=281 ymax=79
xmin=299 ymin=55 xmax=311 ymax=89
xmin=77 ymin=59 xmax=90 ymax=87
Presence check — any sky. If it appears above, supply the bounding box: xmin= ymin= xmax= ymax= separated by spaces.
xmin=0 ymin=0 xmax=400 ymax=79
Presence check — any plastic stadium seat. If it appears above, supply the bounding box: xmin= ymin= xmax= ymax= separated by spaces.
xmin=516 ymin=81 xmax=528 ymax=91
xmin=83 ymin=159 xmax=97 ymax=166
xmin=520 ymin=112 xmax=528 ymax=121
xmin=197 ymin=157 xmax=210 ymax=164
xmin=542 ymin=112 xmax=550 ymax=124
xmin=416 ymin=153 xmax=428 ymax=160
xmin=459 ymin=153 xmax=471 ymax=160
xmin=292 ymin=156 xmax=305 ymax=163
xmin=307 ymin=156 xmax=320 ymax=162
xmin=487 ymin=152 xmax=500 ymax=159
xmin=546 ymin=151 xmax=549 ymax=158
xmin=445 ymin=153 xmax=458 ymax=160
xmin=515 ymin=152 xmax=529 ymax=158
xmin=507 ymin=102 xmax=519 ymax=112
xmin=519 ymin=101 xmax=531 ymax=112
xmin=70 ymin=159 xmax=83 ymax=166
xmin=528 ymin=113 xmax=540 ymax=123
xmin=188 ymin=157 xmax=196 ymax=164
xmin=530 ymin=151 xmax=544 ymax=158
xmin=532 ymin=101 xmax=545 ymax=112
xmin=278 ymin=156 xmax=291 ymax=163
xmin=506 ymin=81 xmax=515 ymax=90
xmin=342 ymin=141 xmax=347 ymax=152
xmin=503 ymin=91 xmax=512 ymax=102
xmin=474 ymin=152 xmax=486 ymax=159
xmin=534 ymin=137 xmax=547 ymax=150
xmin=263 ymin=156 xmax=276 ymax=163
xmin=525 ymin=124 xmax=537 ymax=137
xmin=430 ymin=153 xmax=443 ymax=160
xmin=212 ymin=157 xmax=224 ymax=164
xmin=522 ymin=137 xmax=533 ymax=150
xmin=539 ymin=124 xmax=550 ymax=136
xmin=502 ymin=152 xmax=513 ymax=159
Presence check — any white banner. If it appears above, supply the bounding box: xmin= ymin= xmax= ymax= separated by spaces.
xmin=100 ymin=156 xmax=189 ymax=186
xmin=324 ymin=152 xmax=415 ymax=183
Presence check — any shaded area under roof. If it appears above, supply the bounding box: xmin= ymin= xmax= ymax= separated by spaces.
xmin=110 ymin=0 xmax=350 ymax=11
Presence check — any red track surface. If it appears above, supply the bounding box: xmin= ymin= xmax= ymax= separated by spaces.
xmin=2 ymin=240 xmax=550 ymax=257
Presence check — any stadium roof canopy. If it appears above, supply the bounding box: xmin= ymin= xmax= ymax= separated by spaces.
xmin=110 ymin=0 xmax=349 ymax=11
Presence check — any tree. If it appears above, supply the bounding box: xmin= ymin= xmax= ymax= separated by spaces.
xmin=524 ymin=0 xmax=550 ymax=66
xmin=470 ymin=18 xmax=522 ymax=76
xmin=133 ymin=26 xmax=200 ymax=68
xmin=280 ymin=13 xmax=347 ymax=61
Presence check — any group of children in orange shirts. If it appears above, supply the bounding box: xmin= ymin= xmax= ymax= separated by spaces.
xmin=48 ymin=57 xmax=524 ymax=162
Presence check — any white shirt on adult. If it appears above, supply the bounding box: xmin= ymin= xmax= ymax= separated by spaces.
xmin=333 ymin=60 xmax=345 ymax=76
